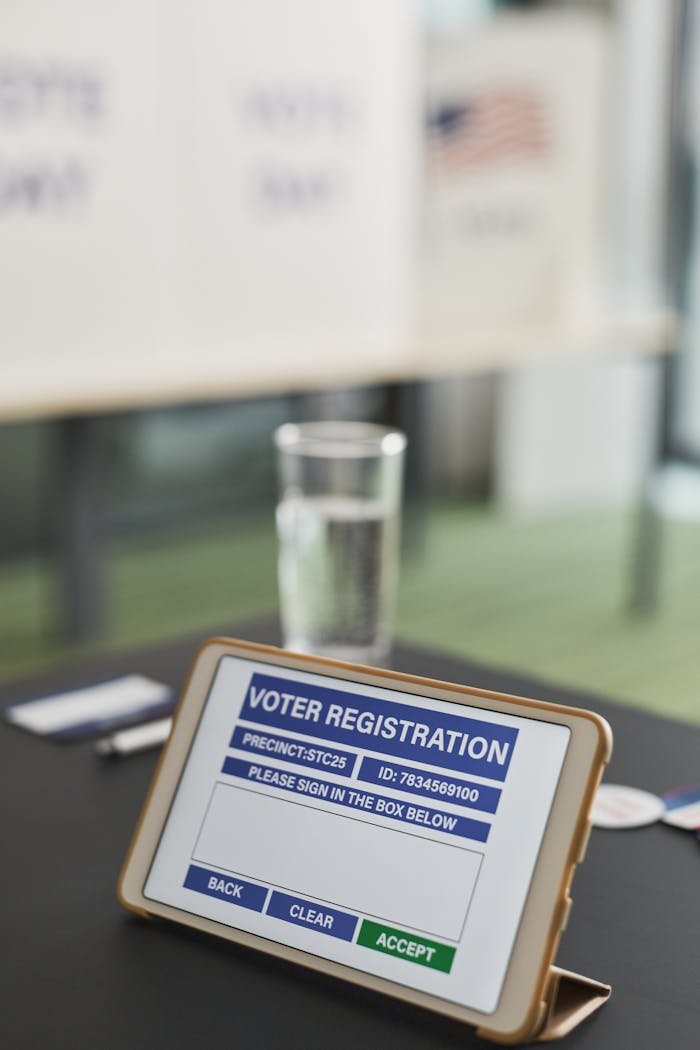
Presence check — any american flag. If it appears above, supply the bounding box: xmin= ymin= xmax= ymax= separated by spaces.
xmin=427 ymin=87 xmax=550 ymax=173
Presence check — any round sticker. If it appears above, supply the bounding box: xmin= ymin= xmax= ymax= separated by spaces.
xmin=591 ymin=784 xmax=664 ymax=829
xmin=661 ymin=786 xmax=700 ymax=830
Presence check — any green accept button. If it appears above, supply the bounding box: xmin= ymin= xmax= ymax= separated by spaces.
xmin=357 ymin=920 xmax=455 ymax=974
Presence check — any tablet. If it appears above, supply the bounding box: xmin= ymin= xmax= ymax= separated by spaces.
xmin=119 ymin=638 xmax=611 ymax=1042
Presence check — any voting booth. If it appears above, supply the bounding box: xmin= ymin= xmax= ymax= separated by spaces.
xmin=0 ymin=2 xmax=674 ymax=423
xmin=0 ymin=0 xmax=417 ymax=420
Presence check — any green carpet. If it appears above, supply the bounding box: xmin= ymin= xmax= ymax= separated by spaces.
xmin=1 ymin=503 xmax=698 ymax=725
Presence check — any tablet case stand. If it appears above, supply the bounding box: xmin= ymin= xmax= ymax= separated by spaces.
xmin=476 ymin=967 xmax=611 ymax=1044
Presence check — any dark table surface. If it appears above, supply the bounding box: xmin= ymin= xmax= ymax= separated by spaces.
xmin=1 ymin=617 xmax=699 ymax=1049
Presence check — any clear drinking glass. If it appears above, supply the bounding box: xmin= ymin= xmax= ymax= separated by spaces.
xmin=274 ymin=422 xmax=406 ymax=666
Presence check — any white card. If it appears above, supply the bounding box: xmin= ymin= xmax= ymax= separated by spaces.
xmin=5 ymin=674 xmax=174 ymax=739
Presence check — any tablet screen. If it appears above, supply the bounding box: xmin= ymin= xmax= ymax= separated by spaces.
xmin=144 ymin=655 xmax=570 ymax=1014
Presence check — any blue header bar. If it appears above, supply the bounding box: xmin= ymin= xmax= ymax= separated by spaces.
xmin=266 ymin=891 xmax=357 ymax=941
xmin=183 ymin=864 xmax=267 ymax=912
xmin=357 ymin=757 xmax=501 ymax=814
xmin=221 ymin=757 xmax=491 ymax=843
xmin=230 ymin=725 xmax=355 ymax=777
xmin=239 ymin=673 xmax=517 ymax=781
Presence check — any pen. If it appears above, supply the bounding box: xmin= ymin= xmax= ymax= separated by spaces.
xmin=51 ymin=698 xmax=175 ymax=741
xmin=96 ymin=717 xmax=172 ymax=756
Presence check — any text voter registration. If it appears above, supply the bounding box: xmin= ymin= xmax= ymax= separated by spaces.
xmin=145 ymin=656 xmax=570 ymax=1014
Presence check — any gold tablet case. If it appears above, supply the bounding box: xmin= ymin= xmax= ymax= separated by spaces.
xmin=478 ymin=967 xmax=611 ymax=1043
xmin=119 ymin=637 xmax=612 ymax=1045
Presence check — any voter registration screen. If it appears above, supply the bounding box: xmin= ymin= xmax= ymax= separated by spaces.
xmin=145 ymin=656 xmax=570 ymax=1014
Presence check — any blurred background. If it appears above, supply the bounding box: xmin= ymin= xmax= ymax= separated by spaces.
xmin=1 ymin=0 xmax=699 ymax=724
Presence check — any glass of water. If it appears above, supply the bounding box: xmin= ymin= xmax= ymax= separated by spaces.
xmin=274 ymin=421 xmax=406 ymax=666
